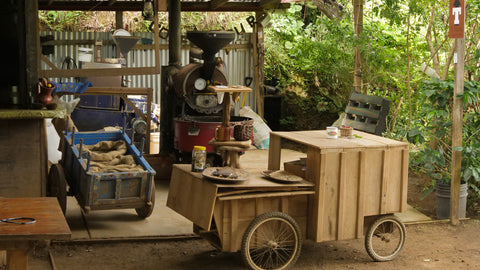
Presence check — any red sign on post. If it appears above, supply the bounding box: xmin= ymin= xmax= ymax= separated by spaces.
xmin=449 ymin=0 xmax=465 ymax=38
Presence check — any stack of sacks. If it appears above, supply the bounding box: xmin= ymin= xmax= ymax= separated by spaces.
xmin=81 ymin=140 xmax=144 ymax=173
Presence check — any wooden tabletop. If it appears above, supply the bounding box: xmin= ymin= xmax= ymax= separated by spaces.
xmin=271 ymin=130 xmax=408 ymax=150
xmin=207 ymin=85 xmax=252 ymax=93
xmin=173 ymin=164 xmax=314 ymax=189
xmin=0 ymin=197 xmax=71 ymax=241
xmin=0 ymin=106 xmax=66 ymax=119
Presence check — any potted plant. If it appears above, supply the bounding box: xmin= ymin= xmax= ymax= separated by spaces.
xmin=408 ymin=79 xmax=480 ymax=219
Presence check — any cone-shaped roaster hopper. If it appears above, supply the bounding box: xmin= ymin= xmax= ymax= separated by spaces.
xmin=186 ymin=31 xmax=235 ymax=81
xmin=112 ymin=29 xmax=140 ymax=58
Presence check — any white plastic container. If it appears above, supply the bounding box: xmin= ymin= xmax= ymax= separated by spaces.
xmin=78 ymin=47 xmax=93 ymax=62
xmin=326 ymin=126 xmax=339 ymax=139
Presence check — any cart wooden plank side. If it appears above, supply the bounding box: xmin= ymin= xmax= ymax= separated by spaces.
xmin=167 ymin=164 xmax=314 ymax=252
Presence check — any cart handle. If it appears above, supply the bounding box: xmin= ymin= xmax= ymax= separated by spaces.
xmin=86 ymin=153 xmax=91 ymax=172
xmin=139 ymin=137 xmax=145 ymax=157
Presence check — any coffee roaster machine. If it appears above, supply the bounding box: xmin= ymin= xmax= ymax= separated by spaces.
xmin=163 ymin=31 xmax=252 ymax=166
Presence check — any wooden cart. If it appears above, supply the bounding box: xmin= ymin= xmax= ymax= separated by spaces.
xmin=167 ymin=130 xmax=409 ymax=269
xmin=49 ymin=130 xmax=156 ymax=218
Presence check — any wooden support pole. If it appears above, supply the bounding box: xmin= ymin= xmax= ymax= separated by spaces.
xmin=353 ymin=0 xmax=363 ymax=93
xmin=168 ymin=0 xmax=182 ymax=66
xmin=253 ymin=11 xmax=265 ymax=117
xmin=450 ymin=38 xmax=464 ymax=225
xmin=222 ymin=92 xmax=231 ymax=126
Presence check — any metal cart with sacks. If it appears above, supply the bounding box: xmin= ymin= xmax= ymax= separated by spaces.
xmin=167 ymin=130 xmax=409 ymax=269
xmin=48 ymin=128 xmax=156 ymax=218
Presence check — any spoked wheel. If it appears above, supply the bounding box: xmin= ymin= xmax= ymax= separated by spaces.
xmin=241 ymin=212 xmax=302 ymax=270
xmin=48 ymin=164 xmax=67 ymax=215
xmin=365 ymin=215 xmax=406 ymax=261
xmin=135 ymin=182 xmax=155 ymax=218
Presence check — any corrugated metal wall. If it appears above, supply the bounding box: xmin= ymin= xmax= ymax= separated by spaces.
xmin=41 ymin=31 xmax=256 ymax=112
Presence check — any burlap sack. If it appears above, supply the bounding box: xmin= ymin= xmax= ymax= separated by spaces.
xmin=81 ymin=140 xmax=144 ymax=173
xmin=84 ymin=140 xmax=128 ymax=162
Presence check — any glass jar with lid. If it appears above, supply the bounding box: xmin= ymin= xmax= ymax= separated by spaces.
xmin=191 ymin=145 xmax=207 ymax=172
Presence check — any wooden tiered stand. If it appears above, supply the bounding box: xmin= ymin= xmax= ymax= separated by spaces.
xmin=207 ymin=85 xmax=252 ymax=168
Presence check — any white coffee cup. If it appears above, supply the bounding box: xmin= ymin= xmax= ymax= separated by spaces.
xmin=326 ymin=126 xmax=339 ymax=139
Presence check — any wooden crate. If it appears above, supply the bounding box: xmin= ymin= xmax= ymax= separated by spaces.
xmin=306 ymin=144 xmax=408 ymax=242
xmin=268 ymin=131 xmax=409 ymax=243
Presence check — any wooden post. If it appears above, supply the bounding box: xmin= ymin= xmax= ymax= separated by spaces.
xmin=26 ymin=0 xmax=39 ymax=107
xmin=168 ymin=0 xmax=182 ymax=66
xmin=253 ymin=11 xmax=265 ymax=117
xmin=449 ymin=0 xmax=465 ymax=226
xmin=353 ymin=0 xmax=363 ymax=93
xmin=450 ymin=38 xmax=464 ymax=225
xmin=222 ymin=92 xmax=231 ymax=127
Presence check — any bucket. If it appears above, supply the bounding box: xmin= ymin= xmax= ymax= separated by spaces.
xmin=435 ymin=181 xmax=468 ymax=219
xmin=78 ymin=47 xmax=93 ymax=62
xmin=150 ymin=132 xmax=160 ymax=154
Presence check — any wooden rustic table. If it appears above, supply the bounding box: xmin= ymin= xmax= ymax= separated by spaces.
xmin=0 ymin=197 xmax=71 ymax=270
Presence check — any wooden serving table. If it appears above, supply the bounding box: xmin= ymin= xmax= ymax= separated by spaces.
xmin=167 ymin=164 xmax=314 ymax=251
xmin=0 ymin=197 xmax=71 ymax=270
xmin=268 ymin=130 xmax=409 ymax=242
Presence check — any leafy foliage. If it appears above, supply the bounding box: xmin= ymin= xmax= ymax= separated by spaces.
xmin=265 ymin=4 xmax=354 ymax=130
xmin=408 ymin=79 xmax=480 ymax=197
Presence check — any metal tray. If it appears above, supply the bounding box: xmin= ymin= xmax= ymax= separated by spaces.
xmin=261 ymin=170 xmax=304 ymax=183
xmin=202 ymin=167 xmax=249 ymax=183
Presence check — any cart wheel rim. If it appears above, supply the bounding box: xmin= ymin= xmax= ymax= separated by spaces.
xmin=48 ymin=164 xmax=67 ymax=215
xmin=365 ymin=215 xmax=406 ymax=261
xmin=242 ymin=212 xmax=301 ymax=270
xmin=135 ymin=183 xmax=155 ymax=218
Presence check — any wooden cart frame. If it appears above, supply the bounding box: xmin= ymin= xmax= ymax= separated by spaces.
xmin=49 ymin=130 xmax=156 ymax=218
xmin=167 ymin=130 xmax=409 ymax=269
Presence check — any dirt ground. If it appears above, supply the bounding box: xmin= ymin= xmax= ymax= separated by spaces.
xmin=25 ymin=173 xmax=480 ymax=270
xmin=29 ymin=220 xmax=480 ymax=270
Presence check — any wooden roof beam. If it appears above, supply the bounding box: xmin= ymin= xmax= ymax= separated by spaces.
xmin=210 ymin=0 xmax=229 ymax=10
xmin=38 ymin=1 xmax=289 ymax=12
xmin=259 ymin=0 xmax=280 ymax=8
xmin=38 ymin=1 xmax=145 ymax=11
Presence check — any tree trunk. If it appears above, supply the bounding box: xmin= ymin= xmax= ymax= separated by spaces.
xmin=353 ymin=0 xmax=363 ymax=93
xmin=425 ymin=6 xmax=441 ymax=76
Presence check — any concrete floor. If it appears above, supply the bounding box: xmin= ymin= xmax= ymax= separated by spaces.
xmin=65 ymin=148 xmax=430 ymax=241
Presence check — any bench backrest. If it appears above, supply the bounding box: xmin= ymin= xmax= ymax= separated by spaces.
xmin=342 ymin=92 xmax=390 ymax=135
